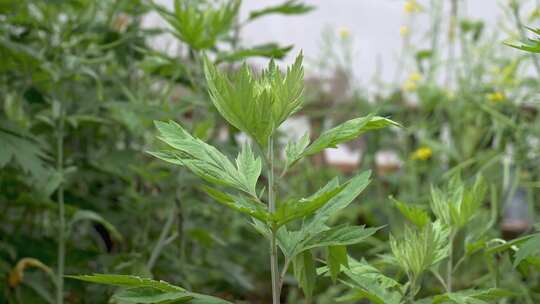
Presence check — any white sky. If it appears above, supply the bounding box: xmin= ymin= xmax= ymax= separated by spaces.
xmin=239 ymin=0 xmax=503 ymax=83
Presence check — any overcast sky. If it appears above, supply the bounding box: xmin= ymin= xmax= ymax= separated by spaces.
xmin=239 ymin=0 xmax=503 ymax=82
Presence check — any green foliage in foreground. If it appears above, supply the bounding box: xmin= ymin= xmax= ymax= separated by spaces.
xmin=72 ymin=52 xmax=397 ymax=303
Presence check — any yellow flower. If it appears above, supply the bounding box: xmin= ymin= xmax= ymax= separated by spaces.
xmin=408 ymin=72 xmax=422 ymax=82
xmin=411 ymin=147 xmax=432 ymax=161
xmin=338 ymin=27 xmax=351 ymax=39
xmin=404 ymin=0 xmax=422 ymax=14
xmin=402 ymin=72 xmax=422 ymax=92
xmin=486 ymin=92 xmax=505 ymax=103
xmin=399 ymin=26 xmax=410 ymax=36
xmin=402 ymin=80 xmax=417 ymax=92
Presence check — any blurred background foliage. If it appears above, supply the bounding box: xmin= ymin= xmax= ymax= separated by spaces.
xmin=0 ymin=0 xmax=539 ymax=303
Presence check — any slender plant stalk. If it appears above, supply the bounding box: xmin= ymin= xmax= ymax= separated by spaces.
xmin=176 ymin=192 xmax=191 ymax=289
xmin=445 ymin=0 xmax=458 ymax=88
xmin=268 ymin=136 xmax=280 ymax=304
xmin=56 ymin=101 xmax=65 ymax=304
xmin=495 ymin=254 xmax=501 ymax=288
xmin=278 ymin=258 xmax=291 ymax=295
xmin=147 ymin=204 xmax=177 ymax=271
xmin=407 ymin=276 xmax=418 ymax=304
xmin=447 ymin=230 xmax=456 ymax=292
xmin=431 ymin=269 xmax=448 ymax=291
xmin=427 ymin=0 xmax=443 ymax=81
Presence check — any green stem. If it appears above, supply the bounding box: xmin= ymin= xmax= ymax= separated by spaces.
xmin=176 ymin=192 xmax=190 ymax=288
xmin=56 ymin=101 xmax=65 ymax=304
xmin=447 ymin=231 xmax=456 ymax=292
xmin=495 ymin=254 xmax=500 ymax=288
xmin=431 ymin=269 xmax=448 ymax=291
xmin=268 ymin=136 xmax=280 ymax=304
xmin=427 ymin=0 xmax=443 ymax=81
xmin=407 ymin=276 xmax=418 ymax=303
xmin=278 ymin=258 xmax=291 ymax=295
xmin=147 ymin=204 xmax=177 ymax=271
xmin=445 ymin=0 xmax=458 ymax=88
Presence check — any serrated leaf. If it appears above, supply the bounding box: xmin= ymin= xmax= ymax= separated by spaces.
xmin=327 ymin=246 xmax=348 ymax=283
xmin=216 ymin=43 xmax=293 ymax=63
xmin=236 ymin=143 xmax=262 ymax=196
xmin=277 ymin=172 xmax=372 ymax=260
xmin=67 ymin=274 xmax=185 ymax=292
xmin=301 ymin=225 xmax=380 ymax=252
xmin=150 ymin=120 xmax=258 ymax=197
xmin=270 ymin=53 xmax=304 ymax=126
xmin=0 ymin=128 xmax=49 ymax=180
xmin=69 ymin=274 xmax=233 ymax=303
xmin=430 ymin=175 xmax=486 ymax=229
xmin=304 ymin=171 xmax=371 ymax=235
xmin=432 ymin=288 xmax=514 ymax=304
xmin=392 ymin=197 xmax=430 ymax=229
xmin=273 ymin=179 xmax=347 ymax=227
xmin=285 ymin=132 xmax=310 ymax=169
xmin=113 ymin=287 xmax=193 ymax=303
xmin=293 ymin=250 xmax=317 ymax=299
xmin=201 ymin=186 xmax=270 ymax=222
xmin=390 ymin=221 xmax=450 ymax=279
xmin=456 ymin=175 xmax=486 ymax=227
xmin=505 ymin=27 xmax=540 ymax=53
xmin=248 ymin=0 xmax=315 ymax=21
xmin=513 ymin=233 xmax=540 ymax=267
xmin=204 ymin=52 xmax=304 ymax=147
xmin=430 ymin=185 xmax=454 ymax=226
xmin=334 ymin=258 xmax=401 ymax=304
xmin=288 ymin=115 xmax=398 ymax=166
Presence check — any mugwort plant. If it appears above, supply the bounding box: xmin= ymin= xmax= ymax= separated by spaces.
xmin=70 ymin=54 xmax=398 ymax=303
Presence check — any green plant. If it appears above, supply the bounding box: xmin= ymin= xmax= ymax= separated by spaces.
xmin=389 ymin=175 xmax=515 ymax=303
xmin=71 ymin=51 xmax=398 ymax=303
xmin=506 ymin=27 xmax=540 ymax=53
xmin=329 ymin=175 xmax=526 ymax=304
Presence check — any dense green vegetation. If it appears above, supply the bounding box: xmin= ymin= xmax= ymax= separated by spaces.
xmin=0 ymin=0 xmax=539 ymax=303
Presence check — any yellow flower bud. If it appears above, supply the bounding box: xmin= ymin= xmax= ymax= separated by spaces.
xmin=404 ymin=0 xmax=421 ymax=14
xmin=408 ymin=72 xmax=422 ymax=82
xmin=402 ymin=80 xmax=417 ymax=92
xmin=411 ymin=147 xmax=433 ymax=161
xmin=486 ymin=92 xmax=506 ymax=103
xmin=338 ymin=27 xmax=351 ymax=39
xmin=400 ymin=26 xmax=410 ymax=36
